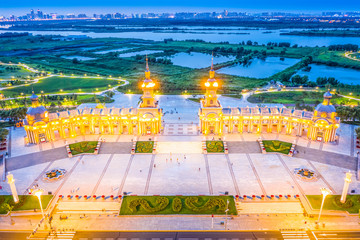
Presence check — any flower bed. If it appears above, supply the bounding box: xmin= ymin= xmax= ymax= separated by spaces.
xmin=262 ymin=140 xmax=292 ymax=155
xmin=206 ymin=141 xmax=225 ymax=153
xmin=69 ymin=141 xmax=98 ymax=155
xmin=135 ymin=141 xmax=154 ymax=153
xmin=294 ymin=168 xmax=318 ymax=182
xmin=43 ymin=169 xmax=67 ymax=182
xmin=0 ymin=195 xmax=53 ymax=215
xmin=120 ymin=195 xmax=237 ymax=215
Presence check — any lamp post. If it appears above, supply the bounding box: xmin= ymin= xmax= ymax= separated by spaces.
xmin=33 ymin=189 xmax=45 ymax=218
xmin=224 ymin=199 xmax=229 ymax=230
xmin=318 ymin=188 xmax=332 ymax=223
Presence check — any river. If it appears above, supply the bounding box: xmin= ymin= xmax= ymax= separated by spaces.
xmin=0 ymin=27 xmax=360 ymax=47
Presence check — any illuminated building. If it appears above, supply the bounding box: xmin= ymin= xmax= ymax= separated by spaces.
xmin=199 ymin=63 xmax=340 ymax=142
xmin=24 ymin=59 xmax=162 ymax=144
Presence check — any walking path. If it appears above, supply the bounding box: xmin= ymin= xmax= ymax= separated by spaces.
xmin=203 ymin=154 xmax=214 ymax=195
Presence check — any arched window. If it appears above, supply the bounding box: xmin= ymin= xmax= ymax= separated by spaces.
xmin=210 ymin=100 xmax=213 ymax=104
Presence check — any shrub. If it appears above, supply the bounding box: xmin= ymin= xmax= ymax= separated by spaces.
xmin=128 ymin=197 xmax=169 ymax=213
xmin=172 ymin=197 xmax=182 ymax=212
xmin=184 ymin=197 xmax=226 ymax=212
xmin=8 ymin=195 xmax=27 ymax=210
xmin=333 ymin=196 xmax=354 ymax=209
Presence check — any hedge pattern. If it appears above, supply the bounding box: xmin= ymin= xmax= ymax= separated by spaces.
xmin=120 ymin=196 xmax=237 ymax=215
xmin=128 ymin=196 xmax=169 ymax=213
xmin=262 ymin=140 xmax=292 ymax=154
xmin=172 ymin=197 xmax=182 ymax=212
xmin=206 ymin=141 xmax=225 ymax=153
xmin=184 ymin=196 xmax=226 ymax=212
xmin=135 ymin=141 xmax=154 ymax=153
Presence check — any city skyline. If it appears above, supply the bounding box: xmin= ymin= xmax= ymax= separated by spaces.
xmin=1 ymin=0 xmax=360 ymax=17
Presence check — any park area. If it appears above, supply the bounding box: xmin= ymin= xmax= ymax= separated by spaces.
xmin=119 ymin=195 xmax=237 ymax=215
xmin=307 ymin=195 xmax=360 ymax=214
xmin=0 ymin=65 xmax=34 ymax=79
xmin=1 ymin=76 xmax=121 ymax=97
xmin=0 ymin=195 xmax=53 ymax=214
xmin=248 ymin=90 xmax=360 ymax=106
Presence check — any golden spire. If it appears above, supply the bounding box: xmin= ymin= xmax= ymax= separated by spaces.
xmin=209 ymin=53 xmax=215 ymax=79
xmin=145 ymin=55 xmax=151 ymax=80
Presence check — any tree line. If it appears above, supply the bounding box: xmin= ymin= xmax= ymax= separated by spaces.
xmin=328 ymin=44 xmax=358 ymax=52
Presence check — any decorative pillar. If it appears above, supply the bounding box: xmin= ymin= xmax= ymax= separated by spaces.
xmin=340 ymin=172 xmax=352 ymax=203
xmin=7 ymin=174 xmax=19 ymax=203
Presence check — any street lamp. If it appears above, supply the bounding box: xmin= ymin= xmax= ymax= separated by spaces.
xmin=224 ymin=199 xmax=229 ymax=230
xmin=32 ymin=189 xmax=45 ymax=219
xmin=318 ymin=187 xmax=332 ymax=222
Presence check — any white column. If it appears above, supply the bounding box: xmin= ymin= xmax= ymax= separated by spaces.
xmin=340 ymin=172 xmax=352 ymax=203
xmin=7 ymin=174 xmax=19 ymax=203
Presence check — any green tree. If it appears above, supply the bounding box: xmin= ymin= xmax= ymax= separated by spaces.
xmin=1 ymin=203 xmax=14 ymax=224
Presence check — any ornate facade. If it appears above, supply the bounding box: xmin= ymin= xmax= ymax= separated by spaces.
xmin=24 ymin=60 xmax=162 ymax=144
xmin=199 ymin=65 xmax=340 ymax=142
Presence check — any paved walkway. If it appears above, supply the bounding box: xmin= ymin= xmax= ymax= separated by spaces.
xmin=6 ymin=142 xmax=133 ymax=171
xmin=98 ymin=142 xmax=132 ymax=154
xmin=6 ymin=147 xmax=67 ymax=171
xmin=227 ymin=141 xmax=357 ymax=171
xmin=296 ymin=146 xmax=357 ymax=171
xmin=227 ymin=141 xmax=261 ymax=153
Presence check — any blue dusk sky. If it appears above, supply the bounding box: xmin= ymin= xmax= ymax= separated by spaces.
xmin=0 ymin=0 xmax=359 ymax=15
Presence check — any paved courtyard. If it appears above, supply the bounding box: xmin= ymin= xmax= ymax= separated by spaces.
xmin=1 ymin=94 xmax=359 ymax=210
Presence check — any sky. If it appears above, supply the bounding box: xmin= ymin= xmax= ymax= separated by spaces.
xmin=0 ymin=0 xmax=359 ymax=16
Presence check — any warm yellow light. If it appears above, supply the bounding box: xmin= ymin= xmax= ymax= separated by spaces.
xmin=33 ymin=189 xmax=43 ymax=198
xmin=141 ymin=83 xmax=145 ymax=88
xmin=320 ymin=187 xmax=332 ymax=197
xmin=213 ymin=82 xmax=218 ymax=87
xmin=205 ymin=82 xmax=210 ymax=87
xmin=146 ymin=82 xmax=155 ymax=88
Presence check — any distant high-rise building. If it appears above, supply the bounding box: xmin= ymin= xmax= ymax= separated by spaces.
xmin=37 ymin=9 xmax=43 ymax=19
xmin=30 ymin=9 xmax=35 ymax=19
xmin=322 ymin=12 xmax=342 ymax=17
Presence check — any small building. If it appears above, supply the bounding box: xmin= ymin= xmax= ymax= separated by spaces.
xmin=199 ymin=63 xmax=340 ymax=142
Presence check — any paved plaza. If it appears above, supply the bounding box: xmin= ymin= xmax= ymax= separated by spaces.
xmin=1 ymin=94 xmax=359 ymax=220
xmin=2 ymin=132 xmax=360 ymax=199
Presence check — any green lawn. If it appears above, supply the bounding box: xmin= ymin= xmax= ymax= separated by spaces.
xmin=0 ymin=65 xmax=34 ymax=79
xmin=0 ymin=76 xmax=120 ymax=97
xmin=135 ymin=141 xmax=154 ymax=153
xmin=307 ymin=195 xmax=360 ymax=214
xmin=69 ymin=141 xmax=98 ymax=155
xmin=206 ymin=141 xmax=225 ymax=153
xmin=262 ymin=140 xmax=292 ymax=154
xmin=248 ymin=91 xmax=359 ymax=105
xmin=120 ymin=195 xmax=237 ymax=215
xmin=0 ymin=195 xmax=53 ymax=214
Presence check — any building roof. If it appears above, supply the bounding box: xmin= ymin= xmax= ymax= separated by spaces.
xmin=221 ymin=106 xmax=314 ymax=119
xmin=315 ymin=104 xmax=336 ymax=113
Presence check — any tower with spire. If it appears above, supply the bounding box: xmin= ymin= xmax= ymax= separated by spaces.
xmin=204 ymin=56 xmax=220 ymax=108
xmin=140 ymin=56 xmax=156 ymax=108
xmin=199 ymin=56 xmax=223 ymax=135
xmin=137 ymin=56 xmax=162 ymax=135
